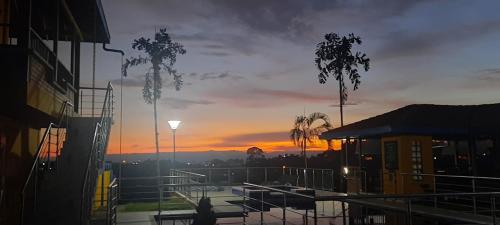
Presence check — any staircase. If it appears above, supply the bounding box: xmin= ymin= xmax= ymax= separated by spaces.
xmin=21 ymin=83 xmax=114 ymax=225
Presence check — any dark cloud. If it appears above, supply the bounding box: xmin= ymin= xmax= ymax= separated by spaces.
xmin=207 ymin=87 xmax=333 ymax=108
xmin=203 ymin=44 xmax=226 ymax=50
xmin=200 ymin=52 xmax=231 ymax=57
xmin=329 ymin=102 xmax=360 ymax=107
xmin=254 ymin=89 xmax=331 ymax=102
xmin=110 ymin=75 xmax=145 ymax=87
xmin=375 ymin=21 xmax=500 ymax=60
xmin=174 ymin=32 xmax=260 ymax=55
xmin=190 ymin=72 xmax=244 ymax=81
xmin=222 ymin=131 xmax=288 ymax=144
xmin=474 ymin=68 xmax=500 ymax=84
xmin=162 ymin=97 xmax=215 ymax=109
xmin=209 ymin=131 xmax=293 ymax=149
xmin=110 ymin=74 xmax=193 ymax=89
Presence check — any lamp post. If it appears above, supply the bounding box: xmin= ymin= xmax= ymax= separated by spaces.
xmin=168 ymin=120 xmax=181 ymax=171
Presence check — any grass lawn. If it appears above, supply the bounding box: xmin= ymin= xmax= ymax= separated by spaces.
xmin=119 ymin=196 xmax=195 ymax=212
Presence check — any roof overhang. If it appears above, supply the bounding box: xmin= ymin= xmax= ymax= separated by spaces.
xmin=66 ymin=0 xmax=110 ymax=43
xmin=319 ymin=126 xmax=481 ymax=140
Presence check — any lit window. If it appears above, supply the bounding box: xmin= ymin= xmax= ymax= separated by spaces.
xmin=411 ymin=141 xmax=423 ymax=181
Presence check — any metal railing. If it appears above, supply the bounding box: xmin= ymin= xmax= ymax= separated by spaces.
xmin=79 ymin=86 xmax=115 ymax=118
xmin=106 ymin=178 xmax=118 ymax=225
xmin=241 ymin=183 xmax=500 ymax=225
xmin=20 ymin=100 xmax=73 ymax=224
xmin=29 ymin=28 xmax=75 ymax=95
xmin=180 ymin=167 xmax=341 ymax=191
xmin=397 ymin=172 xmax=500 ymax=216
xmin=80 ymin=82 xmax=114 ymax=224
xmin=170 ymin=169 xmax=207 ymax=200
xmin=119 ymin=172 xmax=207 ymax=204
xmin=112 ymin=168 xmax=500 ymax=225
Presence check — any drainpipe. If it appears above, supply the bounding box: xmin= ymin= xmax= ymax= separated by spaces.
xmin=102 ymin=43 xmax=125 ymax=207
xmin=103 ymin=43 xmax=125 ymax=56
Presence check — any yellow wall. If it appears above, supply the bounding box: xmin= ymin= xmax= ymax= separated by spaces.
xmin=0 ymin=116 xmax=41 ymax=224
xmin=0 ymin=117 xmax=40 ymax=159
xmin=381 ymin=136 xmax=434 ymax=194
xmin=93 ymin=170 xmax=111 ymax=210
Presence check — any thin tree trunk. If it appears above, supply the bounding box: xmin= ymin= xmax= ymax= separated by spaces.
xmin=304 ymin=138 xmax=308 ymax=188
xmin=339 ymin=77 xmax=344 ymax=126
xmin=153 ymin=65 xmax=162 ymax=222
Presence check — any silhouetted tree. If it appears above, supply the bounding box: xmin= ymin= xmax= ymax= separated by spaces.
xmin=290 ymin=112 xmax=333 ymax=187
xmin=192 ymin=197 xmax=216 ymax=225
xmin=246 ymin=146 xmax=265 ymax=166
xmin=315 ymin=33 xmax=370 ymax=126
xmin=124 ymin=28 xmax=186 ymax=216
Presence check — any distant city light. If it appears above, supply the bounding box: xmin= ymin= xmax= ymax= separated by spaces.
xmin=343 ymin=167 xmax=349 ymax=175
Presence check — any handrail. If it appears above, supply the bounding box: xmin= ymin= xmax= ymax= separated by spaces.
xmin=243 ymin=182 xmax=315 ymax=199
xmin=119 ymin=176 xmax=194 ymax=181
xmin=20 ymin=100 xmax=74 ymax=224
xmin=57 ymin=101 xmax=74 ymax=126
xmin=21 ymin=123 xmax=54 ymax=195
xmin=400 ymin=172 xmax=500 ymax=181
xmin=79 ymin=82 xmax=113 ymax=224
xmin=243 ymin=182 xmax=500 ymax=201
xmin=79 ymin=86 xmax=111 ymax=91
xmin=170 ymin=169 xmax=206 ymax=178
xmin=106 ymin=178 xmax=118 ymax=225
xmin=108 ymin=178 xmax=118 ymax=189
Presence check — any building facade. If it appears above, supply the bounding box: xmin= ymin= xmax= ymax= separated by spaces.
xmin=0 ymin=0 xmax=112 ymax=224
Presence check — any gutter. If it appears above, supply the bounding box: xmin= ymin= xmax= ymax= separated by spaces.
xmin=102 ymin=43 xmax=124 ymax=56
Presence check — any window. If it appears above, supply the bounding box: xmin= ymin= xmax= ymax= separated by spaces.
xmin=411 ymin=141 xmax=423 ymax=181
xmin=384 ymin=141 xmax=398 ymax=170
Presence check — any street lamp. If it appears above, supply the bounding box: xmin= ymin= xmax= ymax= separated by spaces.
xmin=168 ymin=120 xmax=181 ymax=169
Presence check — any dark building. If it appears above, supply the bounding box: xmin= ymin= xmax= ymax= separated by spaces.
xmin=0 ymin=0 xmax=114 ymax=224
xmin=320 ymin=103 xmax=500 ymax=194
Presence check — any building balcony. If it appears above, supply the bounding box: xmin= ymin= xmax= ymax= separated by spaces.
xmin=0 ymin=28 xmax=78 ymax=124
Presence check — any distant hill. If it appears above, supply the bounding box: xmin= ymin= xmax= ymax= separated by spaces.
xmin=105 ymin=150 xmax=325 ymax=163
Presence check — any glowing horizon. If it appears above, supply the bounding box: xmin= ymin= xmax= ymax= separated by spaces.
xmin=93 ymin=1 xmax=500 ymax=155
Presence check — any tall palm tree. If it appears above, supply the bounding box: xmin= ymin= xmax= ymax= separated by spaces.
xmin=315 ymin=33 xmax=370 ymax=127
xmin=290 ymin=112 xmax=333 ymax=187
xmin=123 ymin=28 xmax=186 ymax=219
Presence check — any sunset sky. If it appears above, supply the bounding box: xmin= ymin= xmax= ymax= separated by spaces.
xmin=81 ymin=0 xmax=500 ymax=154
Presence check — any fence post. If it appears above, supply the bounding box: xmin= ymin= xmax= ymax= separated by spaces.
xmin=264 ymin=168 xmax=268 ymax=184
xmin=246 ymin=167 xmax=249 ymax=183
xmin=313 ymin=199 xmax=318 ymax=225
xmin=261 ymin=190 xmax=264 ymax=225
xmin=472 ymin=178 xmax=477 ymax=215
xmin=407 ymin=199 xmax=413 ymax=225
xmin=332 ymin=171 xmax=335 ymax=192
xmin=312 ymin=169 xmax=315 ymax=189
xmin=243 ymin=187 xmax=246 ymax=225
xmin=282 ymin=191 xmax=286 ymax=225
xmin=342 ymin=201 xmax=346 ymax=225
xmin=106 ymin=184 xmax=110 ymax=225
xmin=321 ymin=170 xmax=324 ymax=190
xmin=433 ymin=176 xmax=437 ymax=208
xmin=208 ymin=168 xmax=212 ymax=184
xmin=491 ymin=196 xmax=496 ymax=225
xmin=305 ymin=209 xmax=308 ymax=225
